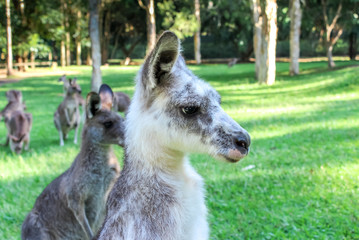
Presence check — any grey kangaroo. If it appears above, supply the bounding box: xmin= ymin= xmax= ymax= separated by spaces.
xmin=113 ymin=92 xmax=131 ymax=113
xmin=54 ymin=79 xmax=82 ymax=146
xmin=22 ymin=84 xmax=125 ymax=240
xmin=6 ymin=110 xmax=32 ymax=154
xmin=58 ymin=75 xmax=85 ymax=106
xmin=95 ymin=31 xmax=251 ymax=240
xmin=0 ymin=90 xmax=26 ymax=122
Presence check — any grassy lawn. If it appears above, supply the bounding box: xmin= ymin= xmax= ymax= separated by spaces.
xmin=1 ymin=61 xmax=359 ymax=239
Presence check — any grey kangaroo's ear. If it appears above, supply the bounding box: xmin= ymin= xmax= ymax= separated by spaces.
xmin=141 ymin=31 xmax=180 ymax=93
xmin=15 ymin=90 xmax=22 ymax=103
xmin=99 ymin=84 xmax=114 ymax=111
xmin=86 ymin=92 xmax=101 ymax=119
xmin=58 ymin=74 xmax=66 ymax=82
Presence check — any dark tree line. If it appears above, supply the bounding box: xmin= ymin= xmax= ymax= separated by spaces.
xmin=1 ymin=0 xmax=358 ymax=84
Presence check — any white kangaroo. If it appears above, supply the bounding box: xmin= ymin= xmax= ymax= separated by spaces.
xmin=95 ymin=31 xmax=251 ymax=240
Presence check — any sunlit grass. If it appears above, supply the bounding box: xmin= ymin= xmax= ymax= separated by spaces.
xmin=1 ymin=61 xmax=359 ymax=239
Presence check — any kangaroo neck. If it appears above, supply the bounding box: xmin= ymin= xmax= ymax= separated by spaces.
xmin=125 ymin=136 xmax=187 ymax=174
xmin=79 ymin=140 xmax=112 ymax=164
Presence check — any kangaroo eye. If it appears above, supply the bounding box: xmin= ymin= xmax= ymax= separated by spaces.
xmin=103 ymin=121 xmax=113 ymax=128
xmin=181 ymin=106 xmax=199 ymax=116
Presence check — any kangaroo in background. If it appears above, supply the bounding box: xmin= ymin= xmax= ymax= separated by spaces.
xmin=6 ymin=110 xmax=32 ymax=154
xmin=0 ymin=90 xmax=26 ymax=122
xmin=22 ymin=84 xmax=125 ymax=240
xmin=113 ymin=92 xmax=131 ymax=113
xmin=54 ymin=79 xmax=82 ymax=146
xmin=58 ymin=75 xmax=85 ymax=106
xmin=95 ymin=31 xmax=250 ymax=240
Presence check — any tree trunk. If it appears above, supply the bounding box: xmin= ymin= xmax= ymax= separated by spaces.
xmin=252 ymin=0 xmax=277 ymax=85
xmin=89 ymin=0 xmax=102 ymax=92
xmin=6 ymin=0 xmax=13 ymax=76
xmin=23 ymin=51 xmax=29 ymax=71
xmin=17 ymin=55 xmax=24 ymax=72
xmin=76 ymin=10 xmax=82 ymax=66
xmin=289 ymin=0 xmax=301 ymax=76
xmin=121 ymin=38 xmax=141 ymax=66
xmin=76 ymin=41 xmax=82 ymax=66
xmin=139 ymin=0 xmax=156 ymax=53
xmin=250 ymin=0 xmax=262 ymax=79
xmin=61 ymin=40 xmax=66 ymax=67
xmin=194 ymin=0 xmax=201 ymax=64
xmin=349 ymin=32 xmax=357 ymax=60
xmin=321 ymin=0 xmax=342 ymax=68
xmin=327 ymin=45 xmax=335 ymax=68
xmin=64 ymin=1 xmax=71 ymax=66
xmin=86 ymin=47 xmax=92 ymax=66
xmin=30 ymin=52 xmax=35 ymax=69
xmin=101 ymin=10 xmax=110 ymax=64
xmin=262 ymin=0 xmax=277 ymax=85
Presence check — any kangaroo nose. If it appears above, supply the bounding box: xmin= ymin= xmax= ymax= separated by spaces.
xmin=233 ymin=132 xmax=251 ymax=152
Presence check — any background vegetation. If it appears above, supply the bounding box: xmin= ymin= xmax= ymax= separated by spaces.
xmin=1 ymin=61 xmax=358 ymax=239
xmin=1 ymin=0 xmax=358 ymax=64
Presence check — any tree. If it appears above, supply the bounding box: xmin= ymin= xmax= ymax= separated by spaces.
xmin=76 ymin=9 xmax=82 ymax=65
xmin=138 ymin=0 xmax=156 ymax=53
xmin=6 ymin=0 xmax=13 ymax=76
xmin=64 ymin=0 xmax=71 ymax=66
xmin=251 ymin=0 xmax=278 ymax=85
xmin=348 ymin=31 xmax=357 ymax=60
xmin=89 ymin=0 xmax=102 ymax=92
xmin=194 ymin=0 xmax=201 ymax=64
xmin=200 ymin=0 xmax=254 ymax=61
xmin=106 ymin=0 xmax=146 ymax=65
xmin=289 ymin=0 xmax=302 ymax=75
xmin=321 ymin=0 xmax=343 ymax=68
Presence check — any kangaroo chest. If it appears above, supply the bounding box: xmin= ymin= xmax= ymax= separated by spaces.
xmin=65 ymin=101 xmax=78 ymax=116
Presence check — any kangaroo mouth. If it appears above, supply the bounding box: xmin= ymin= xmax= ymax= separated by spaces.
xmin=220 ymin=147 xmax=249 ymax=163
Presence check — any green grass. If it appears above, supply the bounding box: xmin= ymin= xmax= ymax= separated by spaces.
xmin=1 ymin=61 xmax=359 ymax=239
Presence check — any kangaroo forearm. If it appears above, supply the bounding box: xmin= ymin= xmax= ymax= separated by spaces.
xmin=64 ymin=110 xmax=71 ymax=125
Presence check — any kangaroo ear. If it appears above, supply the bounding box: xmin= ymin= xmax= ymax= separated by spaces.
xmin=15 ymin=91 xmax=22 ymax=103
xmin=141 ymin=31 xmax=180 ymax=93
xmin=86 ymin=92 xmax=101 ymax=119
xmin=58 ymin=74 xmax=66 ymax=82
xmin=99 ymin=84 xmax=114 ymax=111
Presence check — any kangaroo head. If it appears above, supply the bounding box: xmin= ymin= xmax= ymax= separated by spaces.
xmin=66 ymin=78 xmax=82 ymax=96
xmin=84 ymin=84 xmax=125 ymax=147
xmin=9 ymin=134 xmax=25 ymax=154
xmin=129 ymin=31 xmax=250 ymax=162
xmin=6 ymin=90 xmax=22 ymax=103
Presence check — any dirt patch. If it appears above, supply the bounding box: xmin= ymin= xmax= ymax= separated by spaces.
xmin=0 ymin=68 xmax=80 ymax=86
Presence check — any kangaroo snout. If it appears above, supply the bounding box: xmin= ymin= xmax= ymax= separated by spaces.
xmin=223 ymin=131 xmax=250 ymax=163
xmin=233 ymin=131 xmax=251 ymax=153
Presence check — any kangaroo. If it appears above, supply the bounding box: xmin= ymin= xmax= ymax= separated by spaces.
xmin=95 ymin=31 xmax=251 ymax=240
xmin=58 ymin=75 xmax=85 ymax=106
xmin=6 ymin=110 xmax=32 ymax=154
xmin=0 ymin=90 xmax=26 ymax=122
xmin=54 ymin=79 xmax=82 ymax=146
xmin=113 ymin=92 xmax=131 ymax=113
xmin=22 ymin=84 xmax=125 ymax=240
